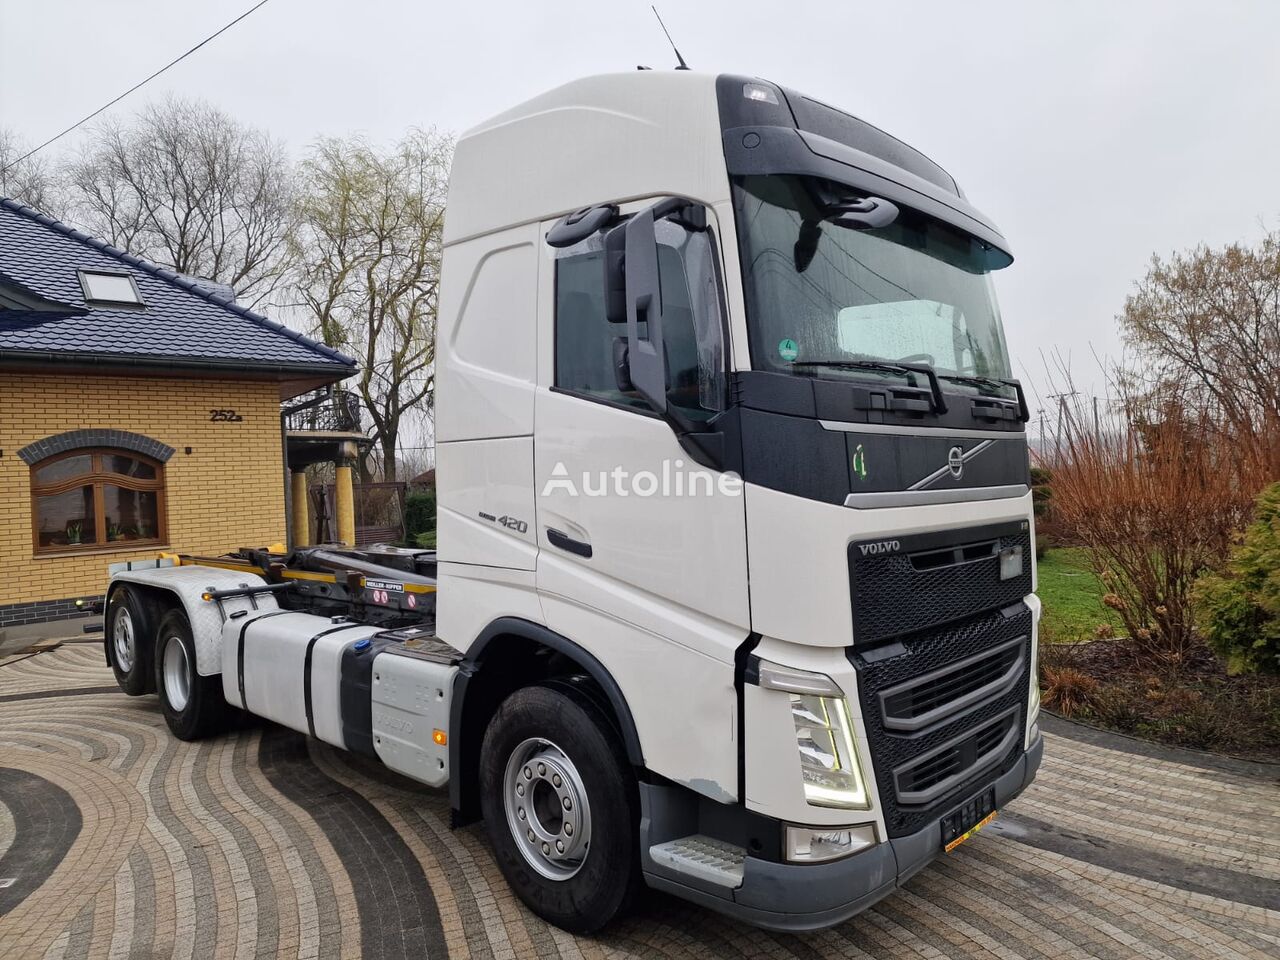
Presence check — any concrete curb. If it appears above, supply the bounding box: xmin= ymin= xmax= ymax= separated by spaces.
xmin=1040 ymin=711 xmax=1280 ymax=780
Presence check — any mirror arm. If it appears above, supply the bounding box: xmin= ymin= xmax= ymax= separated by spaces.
xmin=898 ymin=361 xmax=948 ymax=414
xmin=670 ymin=407 xmax=730 ymax=472
xmin=1000 ymin=378 xmax=1031 ymax=422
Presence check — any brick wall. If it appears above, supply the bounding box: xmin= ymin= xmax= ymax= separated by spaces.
xmin=0 ymin=373 xmax=286 ymax=615
xmin=0 ymin=595 xmax=100 ymax=629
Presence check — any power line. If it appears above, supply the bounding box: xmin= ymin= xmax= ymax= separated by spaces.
xmin=0 ymin=0 xmax=275 ymax=176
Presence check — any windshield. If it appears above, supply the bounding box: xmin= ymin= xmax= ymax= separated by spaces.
xmin=732 ymin=174 xmax=1013 ymax=381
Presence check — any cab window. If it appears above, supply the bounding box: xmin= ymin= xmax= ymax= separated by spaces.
xmin=553 ymin=215 xmax=725 ymax=419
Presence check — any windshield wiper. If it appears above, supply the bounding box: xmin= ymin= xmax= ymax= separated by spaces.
xmin=790 ymin=359 xmax=947 ymax=414
xmin=938 ymin=374 xmax=1030 ymax=422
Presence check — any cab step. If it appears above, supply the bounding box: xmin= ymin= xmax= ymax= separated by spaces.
xmin=648 ymin=835 xmax=746 ymax=888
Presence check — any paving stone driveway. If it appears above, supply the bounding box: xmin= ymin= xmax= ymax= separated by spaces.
xmin=1 ymin=643 xmax=1278 ymax=959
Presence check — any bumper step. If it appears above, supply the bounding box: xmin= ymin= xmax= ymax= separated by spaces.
xmin=648 ymin=835 xmax=745 ymax=888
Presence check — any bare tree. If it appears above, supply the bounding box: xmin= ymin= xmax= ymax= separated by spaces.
xmin=64 ymin=98 xmax=296 ymax=307
xmin=1120 ymin=230 xmax=1280 ymax=437
xmin=293 ymin=129 xmax=451 ymax=481
xmin=0 ymin=129 xmax=62 ymax=214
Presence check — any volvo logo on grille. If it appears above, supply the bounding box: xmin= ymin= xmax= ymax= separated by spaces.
xmin=858 ymin=539 xmax=901 ymax=555
xmin=947 ymin=445 xmax=965 ymax=479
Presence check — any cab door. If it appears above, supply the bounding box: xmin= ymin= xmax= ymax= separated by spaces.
xmin=532 ymin=203 xmax=750 ymax=798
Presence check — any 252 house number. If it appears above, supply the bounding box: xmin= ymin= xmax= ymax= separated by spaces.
xmin=208 ymin=409 xmax=244 ymax=422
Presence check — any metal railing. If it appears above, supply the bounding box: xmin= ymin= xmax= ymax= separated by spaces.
xmin=310 ymin=480 xmax=407 ymax=545
xmin=285 ymin=388 xmax=363 ymax=433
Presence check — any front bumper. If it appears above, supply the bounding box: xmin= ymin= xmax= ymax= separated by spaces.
xmin=642 ymin=732 xmax=1043 ymax=932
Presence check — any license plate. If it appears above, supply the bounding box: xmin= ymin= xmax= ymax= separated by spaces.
xmin=941 ymin=788 xmax=997 ymax=853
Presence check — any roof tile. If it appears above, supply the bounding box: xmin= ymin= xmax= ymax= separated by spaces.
xmin=0 ymin=198 xmax=356 ymax=373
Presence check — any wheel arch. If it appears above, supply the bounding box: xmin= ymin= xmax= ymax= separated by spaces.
xmin=449 ymin=617 xmax=645 ymax=824
xmin=107 ymin=567 xmax=273 ymax=677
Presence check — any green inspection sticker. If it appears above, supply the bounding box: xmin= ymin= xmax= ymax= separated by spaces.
xmin=852 ymin=443 xmax=868 ymax=480
xmin=778 ymin=338 xmax=799 ymax=362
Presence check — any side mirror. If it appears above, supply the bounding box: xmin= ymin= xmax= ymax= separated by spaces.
xmin=621 ymin=205 xmax=667 ymax=414
xmin=794 ymin=195 xmax=897 ymax=273
xmin=601 ymin=197 xmax=707 ymax=415
xmin=827 ymin=195 xmax=898 ymax=230
xmin=600 ymin=196 xmax=717 ymax=423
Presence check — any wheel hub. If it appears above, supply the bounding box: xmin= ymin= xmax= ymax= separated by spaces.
xmin=113 ymin=607 xmax=135 ymax=672
xmin=503 ymin=738 xmax=591 ymax=880
xmin=162 ymin=635 xmax=191 ymax=712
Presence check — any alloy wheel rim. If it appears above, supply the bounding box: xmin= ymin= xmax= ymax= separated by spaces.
xmin=502 ymin=737 xmax=592 ymax=880
xmin=162 ymin=635 xmax=191 ymax=711
xmin=113 ymin=607 xmax=135 ymax=672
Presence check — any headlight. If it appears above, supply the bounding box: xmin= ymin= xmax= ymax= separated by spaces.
xmin=790 ymin=693 xmax=870 ymax=808
xmin=756 ymin=661 xmax=870 ymax=810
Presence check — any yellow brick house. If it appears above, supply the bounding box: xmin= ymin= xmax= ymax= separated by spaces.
xmin=0 ymin=198 xmax=356 ymax=629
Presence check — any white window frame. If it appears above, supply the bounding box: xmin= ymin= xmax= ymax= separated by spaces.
xmin=77 ymin=269 xmax=145 ymax=306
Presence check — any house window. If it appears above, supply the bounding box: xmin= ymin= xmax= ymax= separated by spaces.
xmin=31 ymin=449 xmax=166 ymax=553
xmin=78 ymin=269 xmax=145 ymax=306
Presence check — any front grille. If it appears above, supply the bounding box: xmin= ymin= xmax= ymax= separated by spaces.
xmin=880 ymin=635 xmax=1025 ymax=732
xmin=852 ymin=604 xmax=1031 ymax=837
xmin=893 ymin=707 xmax=1020 ymax=805
xmin=849 ymin=522 xmax=1032 ymax=644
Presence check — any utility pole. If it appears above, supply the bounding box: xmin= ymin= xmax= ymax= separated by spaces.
xmin=1046 ymin=391 xmax=1080 ymax=462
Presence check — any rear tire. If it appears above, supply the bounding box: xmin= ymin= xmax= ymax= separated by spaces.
xmin=106 ymin=585 xmax=153 ymax=696
xmin=480 ymin=683 xmax=640 ymax=933
xmin=154 ymin=609 xmax=227 ymax=740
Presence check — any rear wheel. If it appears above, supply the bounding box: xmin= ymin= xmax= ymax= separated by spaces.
xmin=106 ymin=585 xmax=153 ymax=695
xmin=480 ymin=684 xmax=639 ymax=932
xmin=155 ymin=609 xmax=227 ymax=740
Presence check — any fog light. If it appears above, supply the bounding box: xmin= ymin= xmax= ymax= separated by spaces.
xmin=784 ymin=824 xmax=877 ymax=863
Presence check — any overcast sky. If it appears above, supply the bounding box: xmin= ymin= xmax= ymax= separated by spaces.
xmin=4 ymin=0 xmax=1280 ymax=413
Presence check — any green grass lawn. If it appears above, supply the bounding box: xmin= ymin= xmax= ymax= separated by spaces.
xmin=1037 ymin=546 xmax=1124 ymax=642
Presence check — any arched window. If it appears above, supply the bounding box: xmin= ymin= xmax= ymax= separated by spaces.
xmin=31 ymin=449 xmax=166 ymax=553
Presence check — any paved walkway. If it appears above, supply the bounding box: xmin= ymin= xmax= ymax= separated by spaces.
xmin=1 ymin=643 xmax=1278 ymax=959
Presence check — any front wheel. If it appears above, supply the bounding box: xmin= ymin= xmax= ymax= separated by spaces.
xmin=480 ymin=684 xmax=640 ymax=933
xmin=155 ymin=609 xmax=228 ymax=741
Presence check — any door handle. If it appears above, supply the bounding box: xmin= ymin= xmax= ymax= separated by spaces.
xmin=546 ymin=527 xmax=592 ymax=559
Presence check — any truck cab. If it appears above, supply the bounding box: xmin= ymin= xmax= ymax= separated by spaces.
xmin=434 ymin=71 xmax=1041 ymax=929
xmin=104 ymin=70 xmax=1041 ymax=935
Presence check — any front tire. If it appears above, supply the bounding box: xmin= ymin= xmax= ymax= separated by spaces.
xmin=106 ymin=585 xmax=153 ymax=695
xmin=154 ymin=609 xmax=227 ymax=740
xmin=480 ymin=684 xmax=640 ymax=933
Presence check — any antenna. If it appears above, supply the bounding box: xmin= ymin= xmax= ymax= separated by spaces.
xmin=651 ymin=6 xmax=690 ymax=70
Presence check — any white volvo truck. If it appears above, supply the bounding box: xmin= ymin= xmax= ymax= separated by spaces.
xmin=101 ymin=71 xmax=1043 ymax=933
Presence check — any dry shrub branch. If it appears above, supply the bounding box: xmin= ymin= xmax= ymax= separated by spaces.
xmin=1043 ymin=394 xmax=1268 ymax=667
